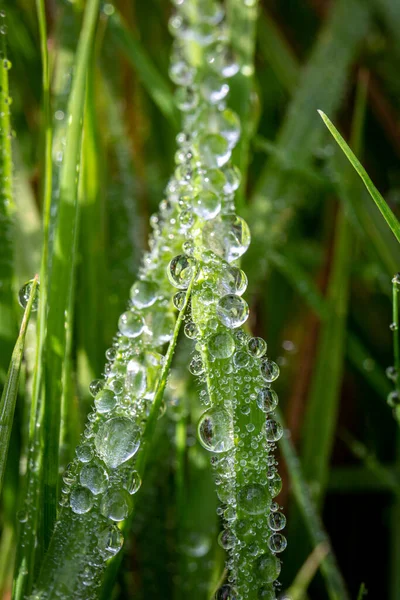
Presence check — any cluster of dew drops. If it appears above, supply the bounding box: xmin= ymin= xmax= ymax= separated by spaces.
xmin=165 ymin=1 xmax=286 ymax=599
xmin=16 ymin=0 xmax=287 ymax=595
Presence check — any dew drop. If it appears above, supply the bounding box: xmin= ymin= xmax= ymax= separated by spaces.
xmin=98 ymin=524 xmax=124 ymax=557
xmin=260 ymin=359 xmax=280 ymax=383
xmin=192 ymin=190 xmax=221 ymax=219
xmin=237 ymin=484 xmax=271 ymax=515
xmin=218 ymin=265 xmax=248 ymax=296
xmin=89 ymin=378 xmax=105 ymax=397
xmin=255 ymin=553 xmax=281 ymax=582
xmin=18 ymin=279 xmax=39 ymax=311
xmin=95 ymin=417 xmax=140 ymax=469
xmin=100 ymin=488 xmax=133 ymax=521
xmin=208 ymin=331 xmax=235 ymax=359
xmin=76 ymin=444 xmax=93 ymax=463
xmin=123 ymin=470 xmax=142 ymax=495
xmin=168 ymin=254 xmax=196 ymax=289
xmin=118 ymin=311 xmax=145 ymax=338
xmin=173 ymin=291 xmax=186 ymax=310
xmin=265 ymin=420 xmax=283 ymax=442
xmin=80 ymin=463 xmax=108 ymax=495
xmin=198 ymin=407 xmax=234 ymax=453
xmin=268 ymin=511 xmax=286 ymax=531
xmin=247 ymin=337 xmax=267 ymax=358
xmin=130 ymin=280 xmax=158 ymax=308
xmin=126 ymin=359 xmax=147 ymax=398
xmin=202 ymin=215 xmax=250 ymax=263
xmin=216 ymin=294 xmax=249 ymax=328
xmin=256 ymin=388 xmax=278 ymax=413
xmin=268 ymin=533 xmax=287 ymax=553
xmin=70 ymin=486 xmax=93 ymax=514
xmin=95 ymin=389 xmax=117 ymax=414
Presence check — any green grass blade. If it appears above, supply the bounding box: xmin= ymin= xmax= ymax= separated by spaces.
xmin=106 ymin=9 xmax=178 ymax=127
xmin=42 ymin=0 xmax=100 ymax=546
xmin=246 ymin=0 xmax=371 ymax=291
xmin=277 ymin=410 xmax=350 ymax=600
xmin=318 ymin=110 xmax=400 ymax=245
xmin=0 ymin=276 xmax=39 ymax=496
xmin=0 ymin=14 xmax=17 ymax=384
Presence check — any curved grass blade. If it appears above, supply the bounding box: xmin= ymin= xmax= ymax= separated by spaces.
xmin=276 ymin=409 xmax=350 ymax=600
xmin=106 ymin=9 xmax=178 ymax=128
xmin=41 ymin=0 xmax=100 ymax=545
xmin=0 ymin=276 xmax=39 ymax=497
xmin=285 ymin=543 xmax=330 ymax=600
xmin=318 ymin=110 xmax=400 ymax=245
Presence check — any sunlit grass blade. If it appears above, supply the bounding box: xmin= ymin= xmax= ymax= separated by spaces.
xmin=0 ymin=15 xmax=17 ymax=384
xmin=0 ymin=276 xmax=39 ymax=496
xmin=106 ymin=9 xmax=177 ymax=127
xmin=42 ymin=0 xmax=100 ymax=546
xmin=318 ymin=110 xmax=400 ymax=244
xmin=277 ymin=410 xmax=350 ymax=600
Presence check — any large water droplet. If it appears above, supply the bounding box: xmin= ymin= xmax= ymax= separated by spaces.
xmin=126 ymin=359 xmax=147 ymax=398
xmin=123 ymin=470 xmax=142 ymax=495
xmin=216 ymin=295 xmax=249 ymax=328
xmin=260 ymin=359 xmax=280 ymax=383
xmin=98 ymin=524 xmax=124 ymax=557
xmin=255 ymin=553 xmax=281 ymax=582
xmin=198 ymin=133 xmax=231 ymax=168
xmin=95 ymin=417 xmax=140 ymax=469
xmin=256 ymin=388 xmax=278 ymax=413
xmin=237 ymin=484 xmax=271 ymax=515
xmin=208 ymin=331 xmax=235 ymax=358
xmin=268 ymin=533 xmax=287 ymax=553
xmin=247 ymin=337 xmax=267 ymax=358
xmin=118 ymin=311 xmax=145 ymax=338
xmin=198 ymin=407 xmax=234 ymax=453
xmin=202 ymin=215 xmax=250 ymax=262
xmin=130 ymin=280 xmax=158 ymax=308
xmin=18 ymin=279 xmax=39 ymax=311
xmin=168 ymin=255 xmax=196 ymax=289
xmin=95 ymin=389 xmax=117 ymax=413
xmin=100 ymin=489 xmax=133 ymax=521
xmin=257 ymin=585 xmax=277 ymax=599
xmin=70 ymin=486 xmax=93 ymax=514
xmin=268 ymin=511 xmax=286 ymax=531
xmin=265 ymin=420 xmax=283 ymax=442
xmin=80 ymin=463 xmax=108 ymax=495
xmin=192 ymin=190 xmax=221 ymax=219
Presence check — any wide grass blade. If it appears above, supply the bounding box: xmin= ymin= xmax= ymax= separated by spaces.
xmin=318 ymin=110 xmax=400 ymax=245
xmin=42 ymin=0 xmax=100 ymax=546
xmin=0 ymin=276 xmax=39 ymax=496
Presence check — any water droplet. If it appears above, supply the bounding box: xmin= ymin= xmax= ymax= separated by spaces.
xmin=256 ymin=388 xmax=278 ymax=413
xmin=203 ymin=215 xmax=251 ymax=262
xmin=198 ymin=407 xmax=234 ymax=452
xmin=98 ymin=524 xmax=124 ymax=556
xmin=218 ymin=265 xmax=248 ymax=296
xmin=168 ymin=255 xmax=196 ymax=289
xmin=123 ymin=470 xmax=142 ymax=495
xmin=260 ymin=359 xmax=280 ymax=383
xmin=173 ymin=291 xmax=186 ymax=310
xmin=233 ymin=350 xmax=250 ymax=369
xmin=390 ymin=322 xmax=398 ymax=331
xmin=100 ymin=489 xmax=133 ymax=521
xmin=218 ymin=528 xmax=236 ymax=550
xmin=76 ymin=444 xmax=93 ymax=462
xmin=126 ymin=359 xmax=147 ymax=398
xmin=208 ymin=331 xmax=235 ymax=358
xmin=130 ymin=280 xmax=158 ymax=308
xmin=268 ymin=473 xmax=282 ymax=498
xmin=95 ymin=389 xmax=117 ymax=413
xmin=255 ymin=553 xmax=281 ymax=582
xmin=268 ymin=533 xmax=287 ymax=553
xmin=192 ymin=190 xmax=221 ymax=219
xmin=70 ymin=486 xmax=93 ymax=514
xmin=198 ymin=133 xmax=231 ymax=168
xmin=215 ymin=584 xmax=237 ymax=599
xmin=184 ymin=321 xmax=199 ymax=339
xmin=257 ymin=585 xmax=276 ymax=599
xmin=265 ymin=420 xmax=283 ymax=442
xmin=189 ymin=353 xmax=205 ymax=375
xmin=247 ymin=337 xmax=267 ymax=358
xmin=268 ymin=511 xmax=286 ymax=531
xmin=18 ymin=279 xmax=39 ymax=311
xmin=118 ymin=311 xmax=145 ymax=338
xmin=387 ymin=390 xmax=400 ymax=407
xmin=237 ymin=484 xmax=271 ymax=515
xmin=80 ymin=463 xmax=108 ymax=495
xmin=89 ymin=378 xmax=105 ymax=397
xmin=216 ymin=295 xmax=249 ymax=328
xmin=95 ymin=417 xmax=140 ymax=469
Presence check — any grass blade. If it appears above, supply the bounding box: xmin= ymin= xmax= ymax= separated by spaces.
xmin=0 ymin=276 xmax=39 ymax=496
xmin=318 ymin=110 xmax=400 ymax=245
xmin=42 ymin=0 xmax=100 ymax=546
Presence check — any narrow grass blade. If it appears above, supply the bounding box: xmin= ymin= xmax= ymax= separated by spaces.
xmin=106 ymin=10 xmax=178 ymax=127
xmin=246 ymin=0 xmax=371 ymax=291
xmin=357 ymin=582 xmax=368 ymax=600
xmin=0 ymin=276 xmax=39 ymax=496
xmin=277 ymin=410 xmax=350 ymax=600
xmin=319 ymin=110 xmax=400 ymax=245
xmin=302 ymin=77 xmax=367 ymax=506
xmin=0 ymin=15 xmax=17 ymax=384
xmin=42 ymin=0 xmax=100 ymax=546
xmin=286 ymin=543 xmax=330 ymax=600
